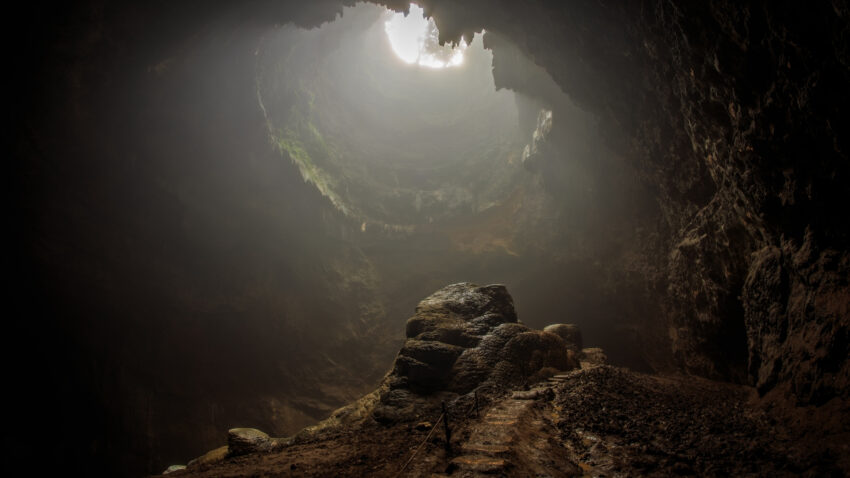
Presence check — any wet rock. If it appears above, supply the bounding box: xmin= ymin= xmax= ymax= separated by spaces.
xmin=521 ymin=108 xmax=553 ymax=171
xmin=227 ymin=428 xmax=275 ymax=456
xmin=494 ymin=331 xmax=576 ymax=384
xmin=162 ymin=464 xmax=185 ymax=474
xmin=400 ymin=340 xmax=465 ymax=368
xmin=377 ymin=283 xmax=578 ymax=420
xmin=186 ymin=446 xmax=228 ymax=468
xmin=543 ymin=324 xmax=583 ymax=351
xmin=411 ymin=283 xmax=518 ymax=325
xmin=395 ymin=340 xmax=466 ymax=392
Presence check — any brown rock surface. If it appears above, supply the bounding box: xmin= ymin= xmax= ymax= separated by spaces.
xmin=375 ymin=282 xmax=578 ymax=421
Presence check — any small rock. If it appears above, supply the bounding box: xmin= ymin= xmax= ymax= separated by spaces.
xmin=228 ymin=428 xmax=275 ymax=456
xmin=162 ymin=464 xmax=185 ymax=474
xmin=415 ymin=421 xmax=433 ymax=431
xmin=451 ymin=454 xmax=508 ymax=473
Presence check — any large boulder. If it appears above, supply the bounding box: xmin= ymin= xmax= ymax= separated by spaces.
xmin=375 ymin=283 xmax=578 ymax=421
xmin=394 ymin=340 xmax=465 ymax=392
xmin=227 ymin=428 xmax=276 ymax=456
xmin=543 ymin=323 xmax=583 ymax=352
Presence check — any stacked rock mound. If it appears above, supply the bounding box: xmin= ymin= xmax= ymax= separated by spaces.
xmin=166 ymin=283 xmax=599 ymax=472
xmin=373 ymin=282 xmax=579 ymax=422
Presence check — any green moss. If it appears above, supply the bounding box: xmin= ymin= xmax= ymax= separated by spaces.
xmin=264 ymin=84 xmax=352 ymax=216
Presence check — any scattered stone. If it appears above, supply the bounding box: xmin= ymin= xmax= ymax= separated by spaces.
xmin=543 ymin=323 xmax=583 ymax=351
xmin=450 ymin=454 xmax=508 ymax=473
xmin=414 ymin=421 xmax=433 ymax=431
xmin=512 ymin=389 xmax=542 ymax=400
xmin=228 ymin=428 xmax=275 ymax=456
xmin=581 ymin=347 xmax=607 ymax=366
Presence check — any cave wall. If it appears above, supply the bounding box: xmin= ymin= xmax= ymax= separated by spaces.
xmin=405 ymin=0 xmax=850 ymax=402
xmin=12 ymin=2 xmax=391 ymax=475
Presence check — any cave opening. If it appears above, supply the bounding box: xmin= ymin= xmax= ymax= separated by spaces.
xmin=256 ymin=2 xmax=530 ymax=231
xmin=384 ymin=3 xmax=468 ymax=68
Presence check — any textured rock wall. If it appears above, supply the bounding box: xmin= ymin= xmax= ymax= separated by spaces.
xmin=399 ymin=0 xmax=850 ymax=402
xmin=372 ymin=283 xmax=577 ymax=422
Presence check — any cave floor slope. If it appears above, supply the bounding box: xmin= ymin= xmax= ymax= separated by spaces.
xmin=170 ymin=366 xmax=848 ymax=477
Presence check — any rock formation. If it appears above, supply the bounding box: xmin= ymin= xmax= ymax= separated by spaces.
xmin=170 ymin=283 xmax=585 ymax=472
xmin=407 ymin=0 xmax=850 ymax=408
xmin=226 ymin=428 xmax=277 ymax=456
xmin=165 ymin=288 xmax=847 ymax=476
xmin=543 ymin=324 xmax=583 ymax=352
xmin=368 ymin=283 xmax=578 ymax=422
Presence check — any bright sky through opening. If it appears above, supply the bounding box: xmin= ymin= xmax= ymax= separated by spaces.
xmin=384 ymin=4 xmax=467 ymax=68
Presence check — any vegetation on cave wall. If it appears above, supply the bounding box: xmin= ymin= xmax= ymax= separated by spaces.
xmin=256 ymin=5 xmax=528 ymax=229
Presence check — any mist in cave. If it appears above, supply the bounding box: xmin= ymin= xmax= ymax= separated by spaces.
xmin=12 ymin=1 xmax=849 ymax=476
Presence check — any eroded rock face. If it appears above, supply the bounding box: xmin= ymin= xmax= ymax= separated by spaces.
xmin=742 ymin=233 xmax=850 ymax=404
xmin=408 ymin=0 xmax=850 ymax=405
xmin=374 ymin=283 xmax=577 ymax=421
xmin=227 ymin=428 xmax=276 ymax=456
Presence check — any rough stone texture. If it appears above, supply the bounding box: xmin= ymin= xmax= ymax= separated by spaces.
xmin=521 ymin=109 xmax=553 ymax=171
xmin=742 ymin=232 xmax=850 ymax=404
xmin=398 ymin=0 xmax=850 ymax=405
xmin=374 ymin=283 xmax=578 ymax=421
xmin=581 ymin=348 xmax=608 ymax=367
xmin=550 ymin=366 xmax=848 ymax=476
xmin=186 ymin=446 xmax=228 ymax=468
xmin=543 ymin=324 xmax=583 ymax=352
xmin=227 ymin=428 xmax=276 ymax=456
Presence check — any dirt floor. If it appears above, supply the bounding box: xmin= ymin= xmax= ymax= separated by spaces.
xmin=167 ymin=365 xmax=849 ymax=477
xmin=547 ymin=367 xmax=849 ymax=477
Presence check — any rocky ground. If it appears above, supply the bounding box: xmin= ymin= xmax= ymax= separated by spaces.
xmin=163 ymin=363 xmax=848 ymax=477
xmin=159 ymin=283 xmax=849 ymax=477
xmin=549 ymin=367 xmax=849 ymax=477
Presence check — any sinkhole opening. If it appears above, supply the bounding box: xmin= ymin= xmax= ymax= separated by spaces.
xmin=384 ymin=3 xmax=468 ymax=68
xmin=256 ymin=2 xmax=551 ymax=232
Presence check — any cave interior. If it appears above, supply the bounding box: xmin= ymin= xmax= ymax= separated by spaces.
xmin=10 ymin=0 xmax=850 ymax=476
